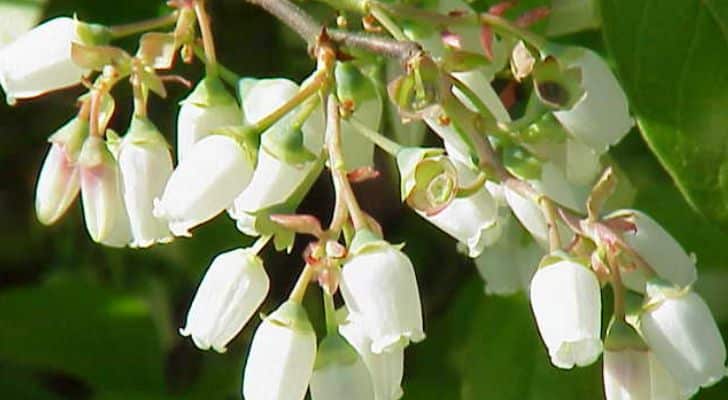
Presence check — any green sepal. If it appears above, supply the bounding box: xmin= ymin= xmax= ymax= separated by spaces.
xmin=349 ymin=228 xmax=391 ymax=255
xmin=48 ymin=117 xmax=89 ymax=160
xmin=532 ymin=55 xmax=585 ymax=110
xmin=336 ymin=62 xmax=378 ymax=105
xmin=538 ymin=250 xmax=588 ymax=270
xmin=104 ymin=129 xmax=122 ymax=157
xmin=249 ymin=158 xmax=326 ymax=252
xmin=261 ymin=123 xmax=317 ymax=165
xmin=267 ymin=300 xmax=314 ymax=333
xmin=604 ymin=318 xmax=648 ymax=351
xmin=123 ymin=116 xmax=170 ymax=148
xmin=521 ymin=113 xmax=568 ymax=144
xmin=70 ymin=42 xmax=131 ymax=73
xmin=75 ymin=18 xmax=112 ymax=46
xmin=387 ymin=56 xmax=442 ymax=115
xmin=644 ymin=277 xmax=690 ymax=310
xmin=442 ymin=48 xmax=491 ymax=73
xmin=503 ymin=146 xmax=542 ymax=180
xmin=314 ymin=333 xmax=360 ymax=370
xmin=78 ymin=135 xmax=115 ymax=168
xmin=210 ymin=125 xmax=260 ymax=168
xmin=183 ymin=76 xmax=238 ymax=107
xmin=396 ymin=147 xmax=445 ymax=201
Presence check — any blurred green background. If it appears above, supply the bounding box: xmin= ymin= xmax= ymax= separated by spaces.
xmin=1 ymin=0 xmax=727 ymax=399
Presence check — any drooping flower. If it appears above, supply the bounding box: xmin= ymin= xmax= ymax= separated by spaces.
xmin=339 ymin=315 xmax=405 ymax=400
xmin=0 ymin=17 xmax=108 ymax=102
xmin=154 ymin=134 xmax=255 ymax=236
xmin=228 ymin=78 xmax=324 ymax=236
xmin=78 ymin=135 xmax=132 ymax=247
xmin=176 ymin=76 xmax=242 ymax=161
xmin=242 ymin=301 xmax=317 ymax=400
xmin=607 ymin=209 xmax=697 ymax=293
xmin=35 ymin=116 xmax=87 ymax=225
xmin=118 ymin=116 xmax=173 ymax=248
xmin=530 ymin=259 xmax=602 ymax=369
xmin=640 ymin=283 xmax=727 ymax=397
xmin=309 ymin=332 xmax=375 ymax=400
xmin=550 ymin=46 xmax=634 ymax=154
xmin=602 ymin=319 xmax=651 ymax=400
xmin=649 ymin=353 xmax=689 ymax=400
xmin=340 ymin=230 xmax=425 ymax=353
xmin=180 ymin=248 xmax=269 ymax=352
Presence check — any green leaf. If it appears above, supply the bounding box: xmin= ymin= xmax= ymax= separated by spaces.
xmin=0 ymin=280 xmax=165 ymax=393
xmin=600 ymin=0 xmax=728 ymax=230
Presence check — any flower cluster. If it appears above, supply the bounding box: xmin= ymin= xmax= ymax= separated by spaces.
xmin=4 ymin=0 xmax=726 ymax=399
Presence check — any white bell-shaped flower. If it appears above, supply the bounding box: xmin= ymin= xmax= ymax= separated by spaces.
xmin=649 ymin=353 xmax=689 ymax=400
xmin=552 ymin=46 xmax=634 ymax=154
xmin=339 ymin=315 xmax=405 ymax=400
xmin=340 ymin=231 xmax=425 ymax=353
xmin=118 ymin=117 xmax=173 ymax=248
xmin=603 ymin=348 xmax=651 ymax=400
xmin=154 ymin=134 xmax=254 ymax=236
xmin=176 ymin=76 xmax=242 ymax=161
xmin=503 ymin=185 xmax=549 ymax=244
xmin=78 ymin=136 xmax=132 ymax=247
xmin=640 ymin=286 xmax=727 ymax=397
xmin=608 ymin=209 xmax=697 ymax=293
xmin=35 ymin=116 xmax=87 ymax=225
xmin=310 ymin=333 xmax=375 ymax=400
xmin=228 ymin=78 xmax=324 ymax=235
xmin=419 ymin=161 xmax=499 ymax=258
xmin=530 ymin=259 xmax=602 ymax=369
xmin=0 ymin=17 xmax=100 ymax=102
xmin=475 ymin=212 xmax=541 ymax=296
xmin=180 ymin=247 xmax=269 ymax=352
xmin=242 ymin=301 xmax=317 ymax=400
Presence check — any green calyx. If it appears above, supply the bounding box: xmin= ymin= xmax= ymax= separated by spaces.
xmin=78 ymin=135 xmax=115 ymax=168
xmin=266 ymin=300 xmax=314 ymax=333
xmin=396 ymin=147 xmax=445 ymax=201
xmin=503 ymin=145 xmax=542 ymax=180
xmin=538 ymin=250 xmax=588 ymax=270
xmin=75 ymin=19 xmax=112 ymax=46
xmin=336 ymin=62 xmax=378 ymax=106
xmin=644 ymin=277 xmax=689 ymax=310
xmin=261 ymin=123 xmax=317 ymax=165
xmin=210 ymin=125 xmax=260 ymax=167
xmin=123 ymin=116 xmax=169 ymax=148
xmin=349 ymin=228 xmax=393 ymax=255
xmin=521 ymin=113 xmax=568 ymax=144
xmin=388 ymin=55 xmax=442 ymax=115
xmin=182 ymin=76 xmax=238 ymax=107
xmin=314 ymin=333 xmax=360 ymax=370
xmin=48 ymin=117 xmax=89 ymax=160
xmin=532 ymin=56 xmax=585 ymax=110
xmin=604 ymin=318 xmax=648 ymax=352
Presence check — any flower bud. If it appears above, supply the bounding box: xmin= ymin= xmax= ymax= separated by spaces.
xmin=340 ymin=230 xmax=425 ymax=353
xmin=35 ymin=117 xmax=87 ymax=225
xmin=78 ymin=136 xmax=132 ymax=247
xmin=475 ymin=213 xmax=540 ymax=295
xmin=180 ymin=248 xmax=269 ymax=352
xmin=602 ymin=319 xmax=651 ymax=400
xmin=154 ymin=135 xmax=254 ymax=236
xmin=242 ymin=301 xmax=317 ymax=400
xmin=176 ymin=76 xmax=242 ymax=161
xmin=337 ymin=62 xmax=382 ymax=170
xmin=118 ymin=117 xmax=173 ymax=248
xmin=530 ymin=259 xmax=602 ymax=369
xmin=339 ymin=315 xmax=405 ymax=400
xmin=0 ymin=17 xmax=107 ymax=102
xmin=229 ymin=78 xmax=324 ymax=235
xmin=310 ymin=333 xmax=375 ymax=400
xmin=550 ymin=46 xmax=634 ymax=154
xmin=607 ymin=210 xmax=697 ymax=293
xmin=640 ymin=286 xmax=726 ymax=397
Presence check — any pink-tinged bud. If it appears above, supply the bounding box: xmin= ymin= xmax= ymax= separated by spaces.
xmin=603 ymin=349 xmax=651 ymax=400
xmin=78 ymin=136 xmax=132 ymax=247
xmin=118 ymin=117 xmax=173 ymax=248
xmin=35 ymin=117 xmax=87 ymax=225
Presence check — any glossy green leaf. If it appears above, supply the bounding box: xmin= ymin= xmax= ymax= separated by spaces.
xmin=600 ymin=0 xmax=728 ymax=230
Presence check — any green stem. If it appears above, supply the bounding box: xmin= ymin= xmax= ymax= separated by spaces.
xmin=289 ymin=263 xmax=315 ymax=303
xmin=348 ymin=116 xmax=403 ymax=156
xmin=369 ymin=5 xmax=408 ymax=41
xmin=252 ymin=70 xmax=328 ymax=134
xmin=192 ymin=45 xmax=240 ymax=85
xmin=250 ymin=235 xmax=272 ymax=254
xmin=291 ymin=96 xmax=321 ymax=130
xmin=323 ymin=288 xmax=338 ymax=334
xmin=109 ymin=12 xmax=179 ymax=39
xmin=194 ymin=0 xmax=219 ymax=77
xmin=538 ymin=196 xmax=561 ymax=252
xmin=610 ymin=254 xmax=626 ymax=321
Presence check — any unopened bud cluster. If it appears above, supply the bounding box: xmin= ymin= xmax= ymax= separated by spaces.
xmin=3 ymin=0 xmax=725 ymax=398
